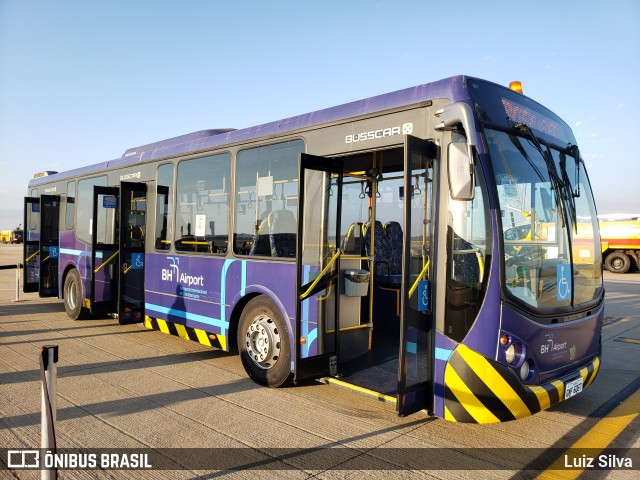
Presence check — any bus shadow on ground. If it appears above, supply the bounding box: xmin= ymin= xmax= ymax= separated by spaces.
xmin=1 ymin=351 xmax=248 ymax=429
xmin=0 ymin=324 xmax=154 ymax=346
xmin=2 ymin=376 xmax=257 ymax=430
xmin=0 ymin=320 xmax=128 ymax=337
xmin=0 ymin=301 xmax=66 ymax=317
xmin=0 ymin=349 xmax=234 ymax=385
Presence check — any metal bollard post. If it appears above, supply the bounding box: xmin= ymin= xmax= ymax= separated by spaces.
xmin=40 ymin=345 xmax=58 ymax=480
xmin=15 ymin=264 xmax=20 ymax=302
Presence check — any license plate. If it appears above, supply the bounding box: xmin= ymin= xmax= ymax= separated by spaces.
xmin=565 ymin=377 xmax=583 ymax=399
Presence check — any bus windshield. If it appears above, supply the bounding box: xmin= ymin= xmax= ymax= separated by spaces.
xmin=467 ymin=78 xmax=602 ymax=311
xmin=486 ymin=128 xmax=602 ymax=310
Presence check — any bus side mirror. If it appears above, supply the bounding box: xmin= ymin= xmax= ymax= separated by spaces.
xmin=448 ymin=142 xmax=475 ymax=201
xmin=435 ymin=102 xmax=478 ymax=201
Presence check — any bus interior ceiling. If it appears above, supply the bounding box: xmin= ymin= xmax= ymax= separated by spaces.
xmin=337 ymin=147 xmax=405 ymax=396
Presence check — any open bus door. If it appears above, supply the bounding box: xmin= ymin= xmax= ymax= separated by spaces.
xmin=23 ymin=195 xmax=61 ymax=296
xmin=294 ymin=153 xmax=343 ymax=382
xmin=38 ymin=195 xmax=61 ymax=297
xmin=118 ymin=181 xmax=147 ymax=324
xmin=23 ymin=197 xmax=40 ymax=293
xmin=397 ymin=135 xmax=437 ymax=416
xmin=91 ymin=186 xmax=120 ymax=315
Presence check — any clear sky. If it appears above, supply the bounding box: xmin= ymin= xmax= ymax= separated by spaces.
xmin=1 ymin=0 xmax=639 ymax=231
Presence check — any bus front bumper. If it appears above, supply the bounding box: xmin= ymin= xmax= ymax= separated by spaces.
xmin=443 ymin=344 xmax=600 ymax=423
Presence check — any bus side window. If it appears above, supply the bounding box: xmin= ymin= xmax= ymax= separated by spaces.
xmin=174 ymin=154 xmax=230 ymax=255
xmin=444 ymin=152 xmax=491 ymax=343
xmin=76 ymin=176 xmax=107 ymax=244
xmin=66 ymin=180 xmax=76 ymax=230
xmin=269 ymin=209 xmax=297 ymax=257
xmin=233 ymin=140 xmax=303 ymax=258
xmin=155 ymin=163 xmax=173 ymax=251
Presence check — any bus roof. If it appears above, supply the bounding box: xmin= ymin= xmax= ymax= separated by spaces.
xmin=29 ymin=75 xmax=473 ymax=186
xmin=121 ymin=129 xmax=237 ymax=158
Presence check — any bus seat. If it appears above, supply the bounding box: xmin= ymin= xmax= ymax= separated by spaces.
xmin=383 ymin=221 xmax=403 ymax=286
xmin=341 ymin=222 xmax=364 ymax=255
xmin=127 ymin=223 xmax=145 ymax=248
xmin=249 ymin=217 xmax=271 ymax=256
xmin=451 ymin=232 xmax=481 ymax=285
xmin=269 ymin=209 xmax=297 ymax=258
xmin=363 ymin=221 xmax=397 ymax=286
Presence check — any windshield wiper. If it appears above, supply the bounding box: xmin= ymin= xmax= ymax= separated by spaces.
xmin=507 ymin=134 xmax=546 ymax=183
xmin=568 ymin=144 xmax=582 ymax=199
xmin=558 ymin=151 xmax=578 ymax=227
xmin=514 ymin=123 xmax=575 ymax=229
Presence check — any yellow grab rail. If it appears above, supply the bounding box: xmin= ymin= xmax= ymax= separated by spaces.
xmin=454 ymin=248 xmax=485 ymax=282
xmin=94 ymin=250 xmax=119 ymax=273
xmin=300 ymin=249 xmax=341 ymax=300
xmin=408 ymin=259 xmax=430 ymax=298
xmin=25 ymin=250 xmax=40 ymax=263
xmin=476 ymin=252 xmax=485 ymax=281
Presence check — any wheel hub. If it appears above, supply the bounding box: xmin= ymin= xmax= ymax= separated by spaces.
xmin=66 ymin=279 xmax=77 ymax=309
xmin=246 ymin=314 xmax=280 ymax=369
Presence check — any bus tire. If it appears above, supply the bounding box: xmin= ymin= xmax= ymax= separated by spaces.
xmin=238 ymin=296 xmax=292 ymax=388
xmin=64 ymin=269 xmax=90 ymax=320
xmin=604 ymin=251 xmax=631 ymax=274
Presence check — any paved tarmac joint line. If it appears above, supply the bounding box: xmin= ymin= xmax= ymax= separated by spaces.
xmin=535 ymin=386 xmax=640 ymax=479
xmin=614 ymin=337 xmax=640 ymax=345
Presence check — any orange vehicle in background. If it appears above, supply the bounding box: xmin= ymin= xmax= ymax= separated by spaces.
xmin=599 ymin=216 xmax=640 ymax=273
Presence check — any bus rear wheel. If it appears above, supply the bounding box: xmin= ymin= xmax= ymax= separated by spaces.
xmin=605 ymin=251 xmax=631 ymax=274
xmin=238 ymin=296 xmax=292 ymax=388
xmin=64 ymin=269 xmax=90 ymax=320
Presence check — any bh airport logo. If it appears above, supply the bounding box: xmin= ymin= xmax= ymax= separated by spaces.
xmin=161 ymin=256 xmax=204 ymax=287
xmin=161 ymin=256 xmax=180 ymax=281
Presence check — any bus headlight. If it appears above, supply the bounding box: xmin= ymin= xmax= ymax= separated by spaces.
xmin=505 ymin=341 xmax=526 ymax=366
xmin=505 ymin=344 xmax=516 ymax=364
xmin=520 ymin=360 xmax=531 ymax=380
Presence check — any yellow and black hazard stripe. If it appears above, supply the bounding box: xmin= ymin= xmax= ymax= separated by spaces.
xmin=444 ymin=344 xmax=600 ymax=423
xmin=144 ymin=316 xmax=227 ymax=351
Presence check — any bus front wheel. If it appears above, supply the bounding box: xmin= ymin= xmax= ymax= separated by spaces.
xmin=238 ymin=296 xmax=292 ymax=388
xmin=63 ymin=269 xmax=90 ymax=320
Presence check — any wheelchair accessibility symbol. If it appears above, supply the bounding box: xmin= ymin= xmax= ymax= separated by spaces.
xmin=131 ymin=253 xmax=144 ymax=270
xmin=418 ymin=280 xmax=429 ymax=312
xmin=557 ymin=263 xmax=571 ymax=301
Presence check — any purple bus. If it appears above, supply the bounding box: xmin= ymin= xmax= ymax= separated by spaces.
xmin=24 ymin=76 xmax=602 ymax=421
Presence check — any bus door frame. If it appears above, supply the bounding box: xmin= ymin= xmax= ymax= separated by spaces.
xmin=397 ymin=135 xmax=438 ymax=416
xmin=90 ymin=186 xmax=120 ymax=315
xmin=23 ymin=197 xmax=40 ymax=293
xmin=38 ymin=194 xmax=61 ymax=297
xmin=294 ymin=153 xmax=344 ymax=382
xmin=118 ymin=181 xmax=147 ymax=324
